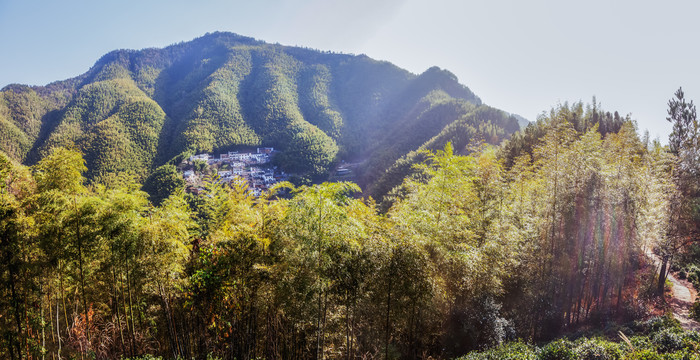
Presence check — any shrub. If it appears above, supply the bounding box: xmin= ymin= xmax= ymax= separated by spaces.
xmin=443 ymin=296 xmax=513 ymax=355
xmin=659 ymin=349 xmax=696 ymax=360
xmin=538 ymin=338 xmax=576 ymax=360
xmin=651 ymin=328 xmax=684 ymax=353
xmin=687 ymin=271 xmax=698 ymax=284
xmin=627 ymin=335 xmax=653 ymax=351
xmin=688 ymin=264 xmax=700 ymax=274
xmin=621 ymin=349 xmax=662 ymax=360
xmin=680 ymin=330 xmax=700 ymax=352
xmin=458 ymin=341 xmax=537 ymax=360
xmin=632 ymin=314 xmax=682 ymax=334
xmin=678 ymin=269 xmax=687 ymax=280
xmin=574 ymin=338 xmax=622 ymax=360
xmin=690 ymin=300 xmax=700 ymax=322
xmin=687 ymin=265 xmax=700 ymax=287
xmin=619 ymin=299 xmax=649 ymax=322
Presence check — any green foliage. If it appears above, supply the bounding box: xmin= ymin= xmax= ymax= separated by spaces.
xmin=501 ymin=99 xmax=629 ymax=169
xmin=539 ymin=338 xmax=577 ymax=360
xmin=621 ymin=349 xmax=662 ymax=360
xmin=666 ymin=87 xmax=697 ymax=156
xmin=457 ymin=341 xmax=538 ymax=360
xmin=273 ymin=121 xmax=339 ymax=178
xmin=460 ymin=325 xmax=700 ymax=360
xmin=361 ymin=93 xmax=474 ymax=191
xmin=369 ymin=104 xmax=519 ymax=202
xmin=573 ymin=338 xmax=622 ymax=360
xmin=33 ymin=78 xmax=167 ymax=183
xmin=298 ymin=64 xmax=344 ymax=139
xmin=0 ymin=85 xmax=72 ymax=162
xmin=33 ymin=146 xmax=86 ymax=194
xmin=193 ymin=159 xmax=208 ymax=173
xmin=141 ymin=164 xmax=186 ymax=205
xmin=0 ymin=55 xmax=691 ymax=360
xmin=0 ymin=103 xmax=681 ymax=359
xmin=663 ymin=87 xmax=700 ymax=300
xmin=632 ymin=315 xmax=683 ymax=334
xmin=690 ymin=300 xmax=700 ymax=321
xmin=486 ymin=101 xmax=669 ymax=339
xmin=651 ymin=328 xmax=684 ymax=353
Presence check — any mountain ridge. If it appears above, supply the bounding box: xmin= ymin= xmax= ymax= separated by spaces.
xmin=0 ymin=31 xmax=518 ymax=199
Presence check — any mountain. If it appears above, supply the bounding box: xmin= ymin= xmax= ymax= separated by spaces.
xmin=512 ymin=113 xmax=530 ymax=129
xmin=0 ymin=31 xmax=520 ymax=198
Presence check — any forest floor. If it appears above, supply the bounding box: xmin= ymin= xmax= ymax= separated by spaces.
xmin=644 ymin=248 xmax=700 ymax=331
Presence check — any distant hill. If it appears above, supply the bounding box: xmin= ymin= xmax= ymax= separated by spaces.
xmin=0 ymin=31 xmax=520 ymax=199
xmin=512 ymin=113 xmax=530 ymax=129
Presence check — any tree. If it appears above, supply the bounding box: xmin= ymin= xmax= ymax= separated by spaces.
xmin=389 ymin=143 xmax=515 ymax=355
xmin=142 ymin=164 xmax=185 ymax=206
xmin=659 ymin=87 xmax=700 ymax=294
xmin=282 ymin=182 xmax=362 ymax=359
xmin=667 ymin=87 xmax=698 ymax=156
xmin=0 ymin=152 xmax=38 ymax=360
xmin=33 ymin=147 xmax=94 ymax=351
xmin=140 ymin=193 xmax=192 ymax=358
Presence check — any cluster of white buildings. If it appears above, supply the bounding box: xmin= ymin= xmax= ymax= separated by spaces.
xmin=190 ymin=147 xmax=274 ymax=165
xmin=184 ymin=147 xmax=287 ymax=196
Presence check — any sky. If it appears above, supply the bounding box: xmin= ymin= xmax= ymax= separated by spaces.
xmin=1 ymin=0 xmax=699 ymax=141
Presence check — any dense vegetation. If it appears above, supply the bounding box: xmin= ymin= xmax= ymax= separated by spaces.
xmin=3 ymin=91 xmax=696 ymax=359
xmin=662 ymin=87 xmax=700 ymax=319
xmin=0 ymin=32 xmax=517 ymax=194
xmin=459 ymin=315 xmax=699 ymax=360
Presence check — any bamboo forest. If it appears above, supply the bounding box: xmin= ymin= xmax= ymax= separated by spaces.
xmin=2 ymin=94 xmax=700 ymax=359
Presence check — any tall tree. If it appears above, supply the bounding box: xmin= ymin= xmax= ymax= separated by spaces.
xmin=667 ymin=87 xmax=698 ymax=156
xmin=659 ymin=87 xmax=700 ymax=293
xmin=0 ymin=152 xmax=38 ymax=360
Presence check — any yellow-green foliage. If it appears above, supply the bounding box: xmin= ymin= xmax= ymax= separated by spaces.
xmin=299 ymin=64 xmax=344 ymax=139
xmin=0 ymin=109 xmax=679 ymax=360
xmin=369 ymin=104 xmax=518 ymax=202
xmin=37 ymin=78 xmax=166 ymax=182
xmin=0 ymin=86 xmax=71 ymax=161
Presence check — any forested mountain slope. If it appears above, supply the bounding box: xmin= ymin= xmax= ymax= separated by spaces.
xmin=0 ymin=32 xmax=519 ymax=193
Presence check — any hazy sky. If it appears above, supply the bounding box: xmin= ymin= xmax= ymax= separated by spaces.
xmin=2 ymin=0 xmax=698 ymax=141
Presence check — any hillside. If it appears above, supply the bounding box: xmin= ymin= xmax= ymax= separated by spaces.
xmin=0 ymin=31 xmax=519 ymax=197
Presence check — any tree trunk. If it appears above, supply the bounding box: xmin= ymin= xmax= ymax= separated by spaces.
xmin=48 ymin=287 xmax=54 ymax=344
xmin=41 ymin=284 xmax=46 ymax=360
xmin=316 ymin=194 xmax=324 ymax=360
xmin=345 ymin=290 xmax=350 ymax=360
xmin=385 ymin=257 xmax=393 ymax=360
xmin=657 ymin=255 xmax=669 ymax=295
xmin=125 ymin=257 xmax=137 ymax=356
xmin=112 ymin=265 xmax=125 ymax=356
xmin=56 ymin=287 xmax=61 ymax=360
xmin=120 ymin=266 xmax=133 ymax=357
xmin=158 ymin=281 xmax=179 ymax=359
xmin=9 ymin=261 xmax=23 ymax=360
xmin=74 ymin=197 xmax=90 ymax=343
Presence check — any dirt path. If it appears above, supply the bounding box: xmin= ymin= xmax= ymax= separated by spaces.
xmin=644 ymin=248 xmax=700 ymax=331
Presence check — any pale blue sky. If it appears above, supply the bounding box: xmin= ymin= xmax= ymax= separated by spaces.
xmin=2 ymin=0 xmax=698 ymax=141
